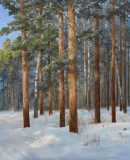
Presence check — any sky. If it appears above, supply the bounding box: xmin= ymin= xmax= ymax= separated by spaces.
xmin=0 ymin=5 xmax=20 ymax=49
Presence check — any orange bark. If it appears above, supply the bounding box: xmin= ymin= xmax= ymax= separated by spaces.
xmin=58 ymin=9 xmax=65 ymax=127
xmin=111 ymin=0 xmax=116 ymax=122
xmin=123 ymin=16 xmax=127 ymax=113
xmin=21 ymin=0 xmax=30 ymax=128
xmin=120 ymin=18 xmax=122 ymax=111
xmin=94 ymin=7 xmax=100 ymax=123
xmin=39 ymin=8 xmax=44 ymax=115
xmin=68 ymin=0 xmax=78 ymax=133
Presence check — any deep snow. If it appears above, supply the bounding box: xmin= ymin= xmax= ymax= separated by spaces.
xmin=0 ymin=107 xmax=130 ymax=160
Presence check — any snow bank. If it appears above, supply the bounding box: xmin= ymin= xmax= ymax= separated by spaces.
xmin=0 ymin=107 xmax=130 ymax=160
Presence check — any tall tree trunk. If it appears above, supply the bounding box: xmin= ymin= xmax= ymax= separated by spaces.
xmin=65 ymin=72 xmax=69 ymax=109
xmin=53 ymin=71 xmax=57 ymax=110
xmin=128 ymin=40 xmax=129 ymax=106
xmin=88 ymin=41 xmax=91 ymax=111
xmin=12 ymin=74 xmax=15 ymax=112
xmin=103 ymin=65 xmax=106 ymax=108
xmin=94 ymin=7 xmax=100 ymax=123
xmin=3 ymin=76 xmax=5 ymax=110
xmin=59 ymin=9 xmax=65 ymax=127
xmin=107 ymin=50 xmax=110 ymax=110
xmin=8 ymin=72 xmax=11 ymax=106
xmin=116 ymin=45 xmax=120 ymax=107
xmin=20 ymin=0 xmax=30 ymax=128
xmin=16 ymin=59 xmax=19 ymax=110
xmin=101 ymin=64 xmax=104 ymax=108
xmin=34 ymin=54 xmax=41 ymax=118
xmin=115 ymin=60 xmax=123 ymax=108
xmin=116 ymin=78 xmax=118 ymax=106
xmin=111 ymin=0 xmax=116 ymax=122
xmin=39 ymin=8 xmax=44 ymax=115
xmin=123 ymin=15 xmax=127 ymax=113
xmin=48 ymin=42 xmax=53 ymax=115
xmin=84 ymin=39 xmax=87 ymax=109
xmin=5 ymin=86 xmax=8 ymax=110
xmin=68 ymin=0 xmax=78 ymax=133
xmin=120 ymin=18 xmax=122 ymax=111
xmin=6 ymin=83 xmax=9 ymax=110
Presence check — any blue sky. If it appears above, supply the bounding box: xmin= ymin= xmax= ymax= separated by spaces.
xmin=0 ymin=5 xmax=20 ymax=49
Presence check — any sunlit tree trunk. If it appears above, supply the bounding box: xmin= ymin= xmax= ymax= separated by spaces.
xmin=111 ymin=0 xmax=116 ymax=122
xmin=58 ymin=9 xmax=65 ymax=127
xmin=39 ymin=8 xmax=44 ymax=115
xmin=94 ymin=7 xmax=100 ymax=123
xmin=68 ymin=0 xmax=78 ymax=133
xmin=20 ymin=0 xmax=30 ymax=127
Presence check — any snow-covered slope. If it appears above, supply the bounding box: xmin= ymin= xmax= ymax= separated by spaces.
xmin=0 ymin=107 xmax=130 ymax=160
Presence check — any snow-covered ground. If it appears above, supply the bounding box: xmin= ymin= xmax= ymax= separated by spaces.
xmin=0 ymin=107 xmax=130 ymax=160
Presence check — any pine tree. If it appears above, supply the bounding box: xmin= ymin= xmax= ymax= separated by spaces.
xmin=58 ymin=7 xmax=65 ymax=127
xmin=111 ymin=0 xmax=116 ymax=122
xmin=120 ymin=18 xmax=122 ymax=111
xmin=20 ymin=0 xmax=30 ymax=127
xmin=68 ymin=0 xmax=78 ymax=133
xmin=39 ymin=7 xmax=44 ymax=115
xmin=94 ymin=7 xmax=100 ymax=123
xmin=123 ymin=11 xmax=127 ymax=113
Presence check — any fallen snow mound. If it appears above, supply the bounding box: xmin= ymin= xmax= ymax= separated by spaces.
xmin=0 ymin=107 xmax=130 ymax=160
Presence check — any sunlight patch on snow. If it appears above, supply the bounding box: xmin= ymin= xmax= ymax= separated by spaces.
xmin=33 ymin=130 xmax=42 ymax=135
xmin=30 ymin=134 xmax=59 ymax=148
xmin=0 ymin=107 xmax=130 ymax=160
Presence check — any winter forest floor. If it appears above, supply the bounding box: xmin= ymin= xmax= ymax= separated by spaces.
xmin=0 ymin=107 xmax=130 ymax=160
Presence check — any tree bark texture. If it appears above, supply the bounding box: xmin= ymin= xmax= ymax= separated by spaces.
xmin=68 ymin=0 xmax=78 ymax=133
xmin=123 ymin=17 xmax=127 ymax=113
xmin=34 ymin=54 xmax=41 ymax=118
xmin=39 ymin=8 xmax=44 ymax=115
xmin=94 ymin=7 xmax=100 ymax=123
xmin=59 ymin=9 xmax=65 ymax=127
xmin=120 ymin=18 xmax=122 ymax=111
xmin=111 ymin=0 xmax=116 ymax=122
xmin=21 ymin=0 xmax=30 ymax=128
